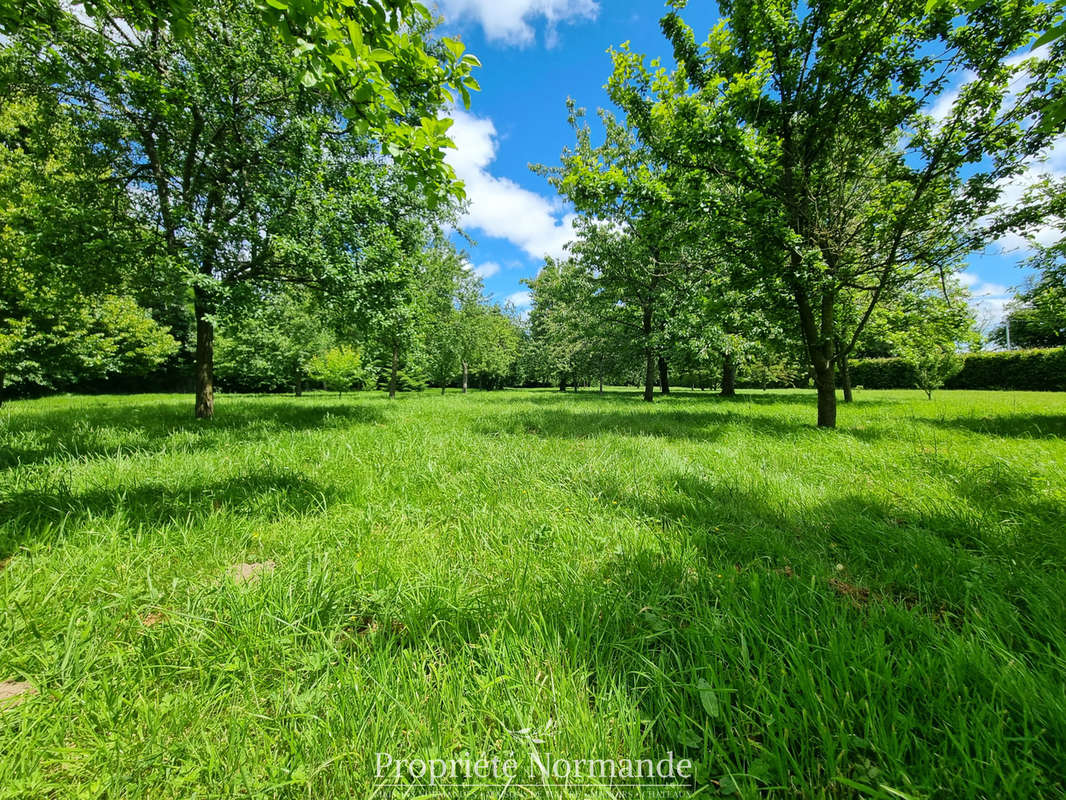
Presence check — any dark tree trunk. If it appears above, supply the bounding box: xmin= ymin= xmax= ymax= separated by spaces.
xmin=295 ymin=372 xmax=303 ymax=397
xmin=573 ymin=371 xmax=579 ymax=392
xmin=559 ymin=375 xmax=567 ymax=392
xmin=840 ymin=352 xmax=853 ymax=403
xmin=194 ymin=286 xmax=214 ymax=419
xmin=388 ymin=342 xmax=399 ymax=399
xmin=642 ymin=304 xmax=654 ymax=403
xmin=815 ymin=361 xmax=837 ymax=427
xmin=658 ymin=355 xmax=670 ymax=395
xmin=441 ymin=383 xmax=446 ymax=395
xmin=720 ymin=354 xmax=736 ymax=397
xmin=0 ymin=369 xmax=5 ymax=408
xmin=462 ymin=361 xmax=469 ymax=393
xmin=599 ymin=373 xmax=603 ymax=394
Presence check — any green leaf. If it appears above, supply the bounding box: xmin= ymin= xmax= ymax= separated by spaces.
xmin=1034 ymin=21 xmax=1066 ymax=49
xmin=697 ymin=679 xmax=720 ymax=718
xmin=442 ymin=37 xmax=464 ymax=60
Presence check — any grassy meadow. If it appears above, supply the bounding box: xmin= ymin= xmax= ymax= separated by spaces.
xmin=1 ymin=388 xmax=1065 ymax=798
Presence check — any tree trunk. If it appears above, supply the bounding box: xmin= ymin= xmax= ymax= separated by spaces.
xmin=295 ymin=372 xmax=303 ymax=397
xmin=642 ymin=304 xmax=654 ymax=403
xmin=573 ymin=371 xmax=579 ymax=392
xmin=0 ymin=369 xmax=5 ymax=408
xmin=815 ymin=361 xmax=837 ymax=427
xmin=840 ymin=352 xmax=853 ymax=403
xmin=657 ymin=355 xmax=670 ymax=395
xmin=388 ymin=342 xmax=399 ymax=399
xmin=441 ymin=383 xmax=446 ymax=395
xmin=720 ymin=354 xmax=736 ymax=397
xmin=194 ymin=286 xmax=214 ymax=419
xmin=599 ymin=373 xmax=603 ymax=394
xmin=462 ymin=361 xmax=469 ymax=393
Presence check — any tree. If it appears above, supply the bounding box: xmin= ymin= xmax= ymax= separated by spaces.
xmin=214 ymin=289 xmax=333 ymax=393
xmin=539 ymin=103 xmax=697 ymax=402
xmin=4 ymin=0 xmax=475 ymax=418
xmin=608 ymin=0 xmax=1065 ymax=426
xmin=992 ymin=277 xmax=1066 ymax=349
xmin=0 ymin=91 xmax=177 ymax=403
xmin=307 ymin=346 xmax=366 ymax=395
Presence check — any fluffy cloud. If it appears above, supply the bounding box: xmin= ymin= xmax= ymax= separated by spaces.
xmin=472 ymin=261 xmax=502 ymax=279
xmin=505 ymin=290 xmax=532 ymax=308
xmin=436 ymin=0 xmax=598 ymax=46
xmin=445 ymin=107 xmax=576 ymax=260
xmin=927 ymin=45 xmax=1065 ymax=255
xmin=960 ymin=270 xmax=1014 ymax=329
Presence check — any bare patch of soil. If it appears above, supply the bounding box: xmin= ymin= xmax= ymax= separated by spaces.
xmin=229 ymin=560 xmax=276 ymax=584
xmin=0 ymin=681 xmax=36 ymax=709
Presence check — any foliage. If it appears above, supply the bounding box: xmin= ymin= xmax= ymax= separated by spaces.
xmin=214 ymin=291 xmax=333 ymax=393
xmin=0 ymin=94 xmax=176 ymax=397
xmin=604 ymin=0 xmax=1065 ymax=425
xmin=306 ymin=346 xmax=366 ymax=393
xmin=852 ymin=348 xmax=1066 ymax=390
xmin=2 ymin=0 xmax=470 ymax=417
xmin=0 ymin=0 xmax=481 ymax=204
xmin=992 ymin=274 xmax=1066 ymax=349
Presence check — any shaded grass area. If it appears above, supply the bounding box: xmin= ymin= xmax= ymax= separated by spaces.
xmin=0 ymin=388 xmax=1064 ymax=798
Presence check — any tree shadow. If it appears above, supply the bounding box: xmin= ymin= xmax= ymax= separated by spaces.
xmin=0 ymin=465 xmax=337 ymax=560
xmin=475 ymin=406 xmax=800 ymax=442
xmin=0 ymin=396 xmax=384 ymax=471
xmin=922 ymin=412 xmax=1066 ymax=440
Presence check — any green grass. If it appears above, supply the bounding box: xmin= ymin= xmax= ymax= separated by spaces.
xmin=1 ymin=388 xmax=1065 ymax=799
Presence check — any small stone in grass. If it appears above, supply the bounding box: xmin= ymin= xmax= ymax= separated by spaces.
xmin=0 ymin=681 xmax=36 ymax=709
xmin=229 ymin=560 xmax=276 ymax=584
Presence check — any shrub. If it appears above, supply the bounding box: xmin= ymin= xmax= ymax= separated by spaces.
xmin=307 ymin=346 xmax=366 ymax=393
xmin=850 ymin=348 xmax=1066 ymax=391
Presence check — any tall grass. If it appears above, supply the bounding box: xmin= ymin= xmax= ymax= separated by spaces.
xmin=1 ymin=388 xmax=1064 ymax=798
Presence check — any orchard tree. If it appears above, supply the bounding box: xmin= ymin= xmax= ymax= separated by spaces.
xmin=4 ymin=0 xmax=477 ymax=418
xmin=539 ymin=104 xmax=698 ymax=402
xmin=0 ymin=91 xmax=176 ymax=402
xmin=608 ymin=0 xmax=1065 ymax=426
xmin=307 ymin=346 xmax=366 ymax=395
xmin=992 ymin=281 xmax=1066 ymax=348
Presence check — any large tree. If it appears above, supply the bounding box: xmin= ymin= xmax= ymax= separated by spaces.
xmin=5 ymin=0 xmax=462 ymax=417
xmin=608 ymin=0 xmax=1065 ymax=426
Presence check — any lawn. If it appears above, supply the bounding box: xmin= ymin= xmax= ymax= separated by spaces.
xmin=1 ymin=388 xmax=1064 ymax=799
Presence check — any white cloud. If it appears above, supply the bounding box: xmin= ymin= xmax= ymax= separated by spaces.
xmin=473 ymin=261 xmax=501 ymax=279
xmin=926 ymin=45 xmax=1065 ymax=256
xmin=445 ymin=107 xmax=576 ymax=260
xmin=436 ymin=0 xmax=597 ymax=46
xmin=961 ymin=270 xmax=1014 ymax=330
xmin=505 ymin=290 xmax=532 ymax=308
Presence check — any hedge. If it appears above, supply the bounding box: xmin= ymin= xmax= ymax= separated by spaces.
xmin=850 ymin=348 xmax=1066 ymax=392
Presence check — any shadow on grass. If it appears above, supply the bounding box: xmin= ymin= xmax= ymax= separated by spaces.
xmin=0 ymin=465 xmax=337 ymax=560
xmin=924 ymin=413 xmax=1066 ymax=439
xmin=476 ymin=407 xmax=801 ymax=441
xmin=0 ymin=397 xmax=384 ymax=471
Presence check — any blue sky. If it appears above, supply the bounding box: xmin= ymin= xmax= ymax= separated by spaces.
xmin=434 ymin=1 xmax=1059 ymax=332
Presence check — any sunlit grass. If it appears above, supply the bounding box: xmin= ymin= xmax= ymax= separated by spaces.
xmin=1 ymin=388 xmax=1064 ymax=798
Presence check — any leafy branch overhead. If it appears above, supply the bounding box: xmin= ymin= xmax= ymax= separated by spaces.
xmin=0 ymin=0 xmax=481 ymax=204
